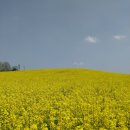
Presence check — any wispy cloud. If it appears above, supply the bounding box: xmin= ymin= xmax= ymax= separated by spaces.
xmin=113 ymin=35 xmax=127 ymax=40
xmin=73 ymin=62 xmax=84 ymax=66
xmin=85 ymin=36 xmax=97 ymax=43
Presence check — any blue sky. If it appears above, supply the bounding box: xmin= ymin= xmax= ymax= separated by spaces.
xmin=0 ymin=0 xmax=130 ymax=73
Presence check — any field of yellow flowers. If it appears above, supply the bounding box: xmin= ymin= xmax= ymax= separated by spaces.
xmin=0 ymin=69 xmax=130 ymax=130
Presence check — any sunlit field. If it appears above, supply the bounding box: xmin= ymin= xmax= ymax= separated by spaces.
xmin=0 ymin=69 xmax=130 ymax=130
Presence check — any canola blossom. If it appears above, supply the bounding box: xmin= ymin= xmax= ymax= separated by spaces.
xmin=0 ymin=69 xmax=130 ymax=130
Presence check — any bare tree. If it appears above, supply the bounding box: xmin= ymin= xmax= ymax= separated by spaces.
xmin=0 ymin=61 xmax=11 ymax=71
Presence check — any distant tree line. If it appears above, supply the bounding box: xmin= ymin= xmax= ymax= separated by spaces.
xmin=0 ymin=61 xmax=20 ymax=71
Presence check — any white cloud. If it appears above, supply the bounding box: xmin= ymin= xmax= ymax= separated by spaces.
xmin=113 ymin=35 xmax=127 ymax=40
xmin=85 ymin=36 xmax=97 ymax=43
xmin=73 ymin=62 xmax=84 ymax=66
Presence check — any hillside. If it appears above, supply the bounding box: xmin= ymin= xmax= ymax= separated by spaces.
xmin=0 ymin=69 xmax=130 ymax=130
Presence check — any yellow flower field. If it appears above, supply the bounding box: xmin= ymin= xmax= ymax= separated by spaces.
xmin=0 ymin=69 xmax=130 ymax=130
